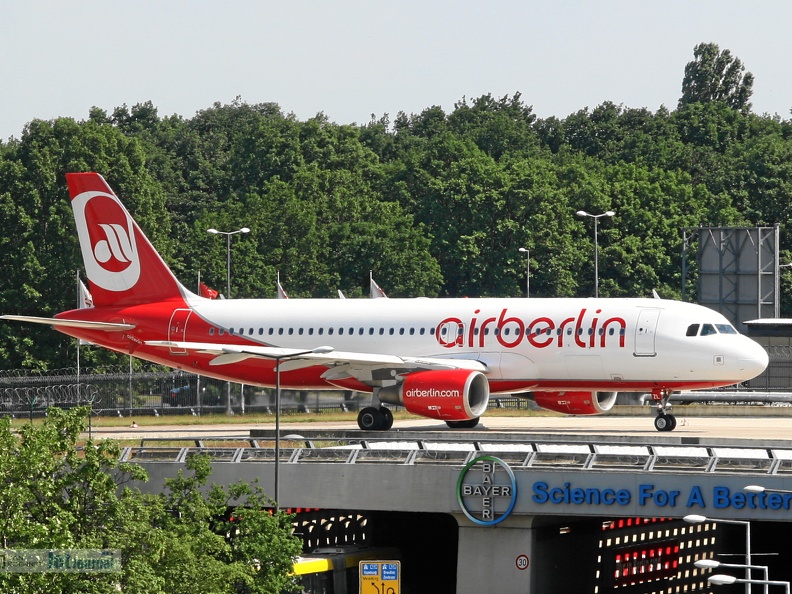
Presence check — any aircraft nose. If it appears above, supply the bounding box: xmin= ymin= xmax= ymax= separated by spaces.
xmin=738 ymin=340 xmax=769 ymax=379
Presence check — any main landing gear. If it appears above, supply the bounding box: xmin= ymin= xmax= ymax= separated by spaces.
xmin=651 ymin=389 xmax=677 ymax=432
xmin=357 ymin=406 xmax=394 ymax=431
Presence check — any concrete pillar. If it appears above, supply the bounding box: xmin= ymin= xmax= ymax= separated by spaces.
xmin=455 ymin=515 xmax=536 ymax=594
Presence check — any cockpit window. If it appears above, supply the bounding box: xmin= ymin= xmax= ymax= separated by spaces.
xmin=687 ymin=322 xmax=737 ymax=337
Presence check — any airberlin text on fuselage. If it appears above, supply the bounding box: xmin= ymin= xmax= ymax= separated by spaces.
xmin=436 ymin=308 xmax=627 ymax=350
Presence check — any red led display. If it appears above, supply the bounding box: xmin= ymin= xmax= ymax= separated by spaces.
xmin=611 ymin=540 xmax=680 ymax=588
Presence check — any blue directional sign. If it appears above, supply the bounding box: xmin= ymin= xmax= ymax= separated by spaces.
xmin=381 ymin=563 xmax=399 ymax=580
xmin=361 ymin=563 xmax=379 ymax=577
xmin=360 ymin=560 xmax=400 ymax=593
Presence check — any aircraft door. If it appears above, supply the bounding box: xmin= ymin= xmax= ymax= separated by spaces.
xmin=634 ymin=309 xmax=660 ymax=357
xmin=168 ymin=309 xmax=192 ymax=354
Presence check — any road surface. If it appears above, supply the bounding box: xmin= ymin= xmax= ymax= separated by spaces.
xmin=84 ymin=413 xmax=792 ymax=444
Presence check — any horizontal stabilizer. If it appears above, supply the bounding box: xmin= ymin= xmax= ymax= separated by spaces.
xmin=0 ymin=315 xmax=135 ymax=331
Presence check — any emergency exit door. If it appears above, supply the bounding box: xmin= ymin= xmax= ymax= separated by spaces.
xmin=168 ymin=309 xmax=192 ymax=354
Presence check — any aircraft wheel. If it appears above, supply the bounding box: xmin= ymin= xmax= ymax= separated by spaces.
xmin=379 ymin=407 xmax=394 ymax=430
xmin=357 ymin=407 xmax=383 ymax=431
xmin=654 ymin=414 xmax=673 ymax=432
xmin=446 ymin=418 xmax=480 ymax=429
xmin=667 ymin=414 xmax=677 ymax=431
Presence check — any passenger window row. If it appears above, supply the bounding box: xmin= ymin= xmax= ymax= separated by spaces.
xmin=211 ymin=326 xmax=436 ymax=337
xmin=207 ymin=326 xmax=627 ymax=338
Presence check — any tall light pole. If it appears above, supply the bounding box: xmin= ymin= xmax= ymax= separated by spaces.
xmin=709 ymin=574 xmax=789 ymax=594
xmin=518 ymin=247 xmax=530 ymax=298
xmin=264 ymin=346 xmax=334 ymax=513
xmin=745 ymin=484 xmax=792 ymax=495
xmin=745 ymin=484 xmax=792 ymax=594
xmin=206 ymin=227 xmax=250 ymax=300
xmin=696 ymin=560 xmax=769 ymax=594
xmin=207 ymin=226 xmax=250 ymax=415
xmin=685 ymin=515 xmax=752 ymax=594
xmin=575 ymin=210 xmax=615 ymax=298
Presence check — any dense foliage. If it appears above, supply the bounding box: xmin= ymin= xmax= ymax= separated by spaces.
xmin=2 ymin=42 xmax=792 ymax=369
xmin=0 ymin=408 xmax=302 ymax=593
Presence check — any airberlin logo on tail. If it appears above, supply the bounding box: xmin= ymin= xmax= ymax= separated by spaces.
xmin=94 ymin=224 xmax=135 ymax=271
xmin=72 ymin=191 xmax=140 ymax=292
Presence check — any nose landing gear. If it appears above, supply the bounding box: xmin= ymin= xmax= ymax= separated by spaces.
xmin=651 ymin=390 xmax=677 ymax=432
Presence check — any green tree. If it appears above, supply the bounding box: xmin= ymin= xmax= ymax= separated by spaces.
xmin=0 ymin=409 xmax=301 ymax=594
xmin=9 ymin=83 xmax=792 ymax=363
xmin=679 ymin=42 xmax=754 ymax=112
xmin=128 ymin=453 xmax=302 ymax=594
xmin=447 ymin=93 xmax=538 ymax=160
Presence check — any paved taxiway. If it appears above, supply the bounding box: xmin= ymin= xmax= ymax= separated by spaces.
xmin=85 ymin=414 xmax=792 ymax=445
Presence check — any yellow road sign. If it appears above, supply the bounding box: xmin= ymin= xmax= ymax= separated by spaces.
xmin=360 ymin=560 xmax=400 ymax=594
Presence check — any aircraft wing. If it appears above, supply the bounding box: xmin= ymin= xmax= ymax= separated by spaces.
xmin=0 ymin=315 xmax=135 ymax=332
xmin=144 ymin=341 xmax=488 ymax=381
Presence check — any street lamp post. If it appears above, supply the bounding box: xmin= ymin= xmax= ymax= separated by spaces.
xmin=696 ymin=560 xmax=769 ymax=594
xmin=685 ymin=515 xmax=752 ymax=594
xmin=575 ymin=210 xmax=615 ymax=298
xmin=207 ymin=227 xmax=250 ymax=300
xmin=518 ymin=247 xmax=530 ymax=298
xmin=207 ymin=226 xmax=250 ymax=416
xmin=264 ymin=346 xmax=334 ymax=513
xmin=745 ymin=484 xmax=792 ymax=594
xmin=709 ymin=574 xmax=789 ymax=593
xmin=745 ymin=485 xmax=792 ymax=495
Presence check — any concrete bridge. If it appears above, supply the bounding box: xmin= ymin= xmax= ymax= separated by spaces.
xmin=122 ymin=424 xmax=792 ymax=593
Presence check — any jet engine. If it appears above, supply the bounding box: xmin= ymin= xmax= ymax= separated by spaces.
xmin=532 ymin=391 xmax=618 ymax=415
xmin=379 ymin=369 xmax=490 ymax=421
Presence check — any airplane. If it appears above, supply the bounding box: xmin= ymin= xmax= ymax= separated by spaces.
xmin=1 ymin=173 xmax=770 ymax=432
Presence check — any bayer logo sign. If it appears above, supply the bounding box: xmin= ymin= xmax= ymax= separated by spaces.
xmin=456 ymin=456 xmax=518 ymax=526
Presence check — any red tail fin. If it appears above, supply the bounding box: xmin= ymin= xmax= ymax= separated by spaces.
xmin=66 ymin=173 xmax=188 ymax=307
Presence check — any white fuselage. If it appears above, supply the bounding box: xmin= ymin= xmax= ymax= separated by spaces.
xmin=178 ymin=295 xmax=768 ymax=393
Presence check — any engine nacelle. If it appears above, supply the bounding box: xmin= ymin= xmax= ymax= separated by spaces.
xmin=533 ymin=391 xmax=617 ymax=415
xmin=379 ymin=369 xmax=490 ymax=421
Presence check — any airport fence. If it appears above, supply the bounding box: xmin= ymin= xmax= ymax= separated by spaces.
xmin=751 ymin=345 xmax=792 ymax=391
xmin=0 ymin=365 xmax=361 ymax=419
